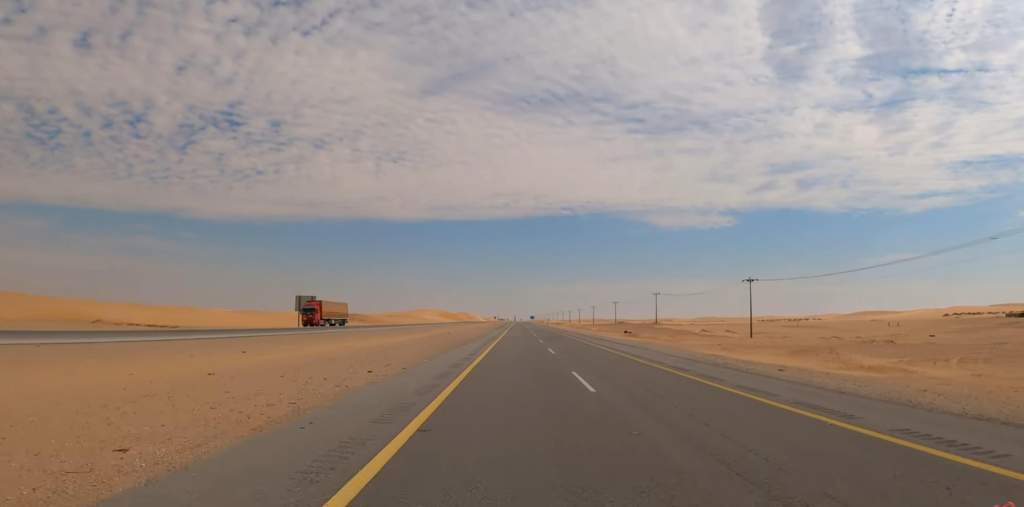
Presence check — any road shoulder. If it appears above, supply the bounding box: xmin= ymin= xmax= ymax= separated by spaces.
xmin=544 ymin=324 xmax=1024 ymax=476
xmin=98 ymin=325 xmax=504 ymax=507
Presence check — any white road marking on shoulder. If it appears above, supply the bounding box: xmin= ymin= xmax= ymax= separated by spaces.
xmin=538 ymin=338 xmax=544 ymax=343
xmin=547 ymin=347 xmax=556 ymax=355
xmin=571 ymin=371 xmax=597 ymax=393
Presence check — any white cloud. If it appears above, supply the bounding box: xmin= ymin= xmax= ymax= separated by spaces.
xmin=627 ymin=210 xmax=737 ymax=230
xmin=1 ymin=0 xmax=1023 ymax=228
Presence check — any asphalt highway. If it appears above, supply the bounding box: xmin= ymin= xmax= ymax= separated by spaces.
xmin=0 ymin=321 xmax=483 ymax=345
xmin=103 ymin=323 xmax=1023 ymax=506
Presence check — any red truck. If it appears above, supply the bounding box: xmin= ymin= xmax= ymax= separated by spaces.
xmin=300 ymin=299 xmax=350 ymax=327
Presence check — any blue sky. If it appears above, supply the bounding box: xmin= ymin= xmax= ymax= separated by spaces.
xmin=1 ymin=0 xmax=1023 ymax=317
xmin=2 ymin=197 xmax=1021 ymax=318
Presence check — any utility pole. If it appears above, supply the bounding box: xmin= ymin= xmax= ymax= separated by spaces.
xmin=577 ymin=308 xmax=582 ymax=323
xmin=652 ymin=292 xmax=661 ymax=324
xmin=743 ymin=278 xmax=759 ymax=338
xmin=591 ymin=305 xmax=596 ymax=327
xmin=612 ymin=301 xmax=619 ymax=324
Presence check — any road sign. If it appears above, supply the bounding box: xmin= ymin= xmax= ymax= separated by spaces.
xmin=294 ymin=295 xmax=317 ymax=311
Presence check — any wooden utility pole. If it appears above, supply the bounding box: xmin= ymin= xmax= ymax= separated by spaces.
xmin=743 ymin=278 xmax=759 ymax=338
xmin=652 ymin=292 xmax=661 ymax=324
xmin=591 ymin=305 xmax=596 ymax=327
xmin=612 ymin=301 xmax=620 ymax=324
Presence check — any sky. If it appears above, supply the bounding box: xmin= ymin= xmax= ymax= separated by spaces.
xmin=1 ymin=0 xmax=1023 ymax=318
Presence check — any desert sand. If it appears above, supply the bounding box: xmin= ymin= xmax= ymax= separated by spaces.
xmin=349 ymin=309 xmax=484 ymax=325
xmin=554 ymin=304 xmax=1024 ymax=425
xmin=0 ymin=321 xmax=500 ymax=507
xmin=0 ymin=291 xmax=484 ymax=330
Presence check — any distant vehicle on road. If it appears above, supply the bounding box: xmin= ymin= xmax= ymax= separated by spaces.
xmin=301 ymin=299 xmax=349 ymax=327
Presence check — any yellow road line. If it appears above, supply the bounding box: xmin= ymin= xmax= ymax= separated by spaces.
xmin=323 ymin=324 xmax=512 ymax=507
xmin=558 ymin=329 xmax=1024 ymax=482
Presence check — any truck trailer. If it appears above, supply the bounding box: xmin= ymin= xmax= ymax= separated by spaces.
xmin=300 ymin=299 xmax=349 ymax=327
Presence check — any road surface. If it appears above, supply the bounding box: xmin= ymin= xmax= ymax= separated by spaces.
xmin=0 ymin=321 xmax=483 ymax=345
xmin=103 ymin=323 xmax=1023 ymax=506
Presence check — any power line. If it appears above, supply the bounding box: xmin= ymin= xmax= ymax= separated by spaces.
xmin=661 ymin=282 xmax=738 ymax=297
xmin=535 ymin=225 xmax=1024 ymax=326
xmin=759 ymin=226 xmax=1024 ymax=282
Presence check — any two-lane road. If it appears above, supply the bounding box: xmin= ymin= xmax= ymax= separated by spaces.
xmin=345 ymin=323 xmax=1021 ymax=506
xmin=106 ymin=322 xmax=1023 ymax=506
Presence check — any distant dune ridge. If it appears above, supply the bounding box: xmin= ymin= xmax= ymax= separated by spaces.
xmin=351 ymin=309 xmax=485 ymax=325
xmin=0 ymin=291 xmax=484 ymax=330
xmin=673 ymin=303 xmax=1024 ymax=324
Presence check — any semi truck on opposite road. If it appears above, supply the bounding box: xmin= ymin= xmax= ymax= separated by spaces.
xmin=300 ymin=299 xmax=349 ymax=327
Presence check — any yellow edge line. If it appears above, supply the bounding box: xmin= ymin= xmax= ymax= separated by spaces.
xmin=556 ymin=327 xmax=1024 ymax=482
xmin=323 ymin=324 xmax=513 ymax=507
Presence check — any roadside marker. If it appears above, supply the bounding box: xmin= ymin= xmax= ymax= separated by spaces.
xmin=552 ymin=327 xmax=1024 ymax=483
xmin=322 ymin=324 xmax=512 ymax=506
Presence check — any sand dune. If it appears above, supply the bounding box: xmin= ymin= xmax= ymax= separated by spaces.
xmin=351 ymin=309 xmax=485 ymax=325
xmin=670 ymin=304 xmax=1024 ymax=323
xmin=825 ymin=303 xmax=1024 ymax=321
xmin=0 ymin=291 xmax=483 ymax=330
